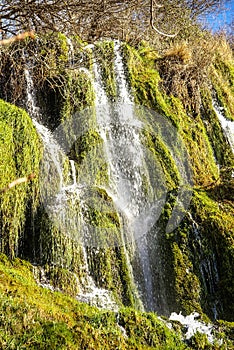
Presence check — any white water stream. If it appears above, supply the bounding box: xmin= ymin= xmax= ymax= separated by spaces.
xmin=169 ymin=312 xmax=215 ymax=343
xmin=213 ymin=102 xmax=234 ymax=153
xmin=92 ymin=41 xmax=158 ymax=311
xmin=24 ymin=58 xmax=118 ymax=311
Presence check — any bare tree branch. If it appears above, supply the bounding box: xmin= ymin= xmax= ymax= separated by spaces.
xmin=0 ymin=173 xmax=36 ymax=193
xmin=0 ymin=31 xmax=35 ymax=45
xmin=0 ymin=0 xmax=228 ymax=40
xmin=150 ymin=0 xmax=178 ymax=37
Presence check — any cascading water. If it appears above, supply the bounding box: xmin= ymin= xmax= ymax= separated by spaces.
xmin=25 ymin=67 xmax=70 ymax=224
xmin=23 ymin=39 xmax=191 ymax=315
xmin=24 ymin=57 xmax=119 ymax=311
xmin=213 ymin=101 xmax=234 ymax=154
xmin=24 ymin=67 xmax=41 ymax=121
xmin=113 ymin=41 xmax=133 ymax=104
xmin=114 ymin=42 xmax=156 ymax=310
xmin=92 ymin=41 xmax=166 ymax=312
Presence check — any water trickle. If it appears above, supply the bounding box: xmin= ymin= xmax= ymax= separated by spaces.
xmin=113 ymin=40 xmax=133 ymax=104
xmin=66 ymin=37 xmax=75 ymax=66
xmin=75 ymin=245 xmax=118 ymax=311
xmin=33 ymin=119 xmax=65 ymax=193
xmin=213 ymin=101 xmax=234 ymax=153
xmin=93 ymin=61 xmax=109 ymax=107
xmin=24 ymin=67 xmax=41 ymax=120
xmin=189 ymin=213 xmax=220 ymax=319
xmin=25 ymin=65 xmax=72 ymax=223
xmin=70 ymin=160 xmax=77 ymax=186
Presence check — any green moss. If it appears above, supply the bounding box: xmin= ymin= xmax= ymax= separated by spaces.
xmin=166 ymin=100 xmax=218 ymax=185
xmin=0 ymin=100 xmax=41 ymax=258
xmin=161 ymin=184 xmax=233 ymax=321
xmin=172 ymin=242 xmax=202 ymax=314
xmin=95 ymin=41 xmax=117 ymax=101
xmin=142 ymin=128 xmax=180 ymax=189
xmin=189 ymin=332 xmax=212 ymax=349
xmin=70 ymin=130 xmax=103 ymax=165
xmin=68 ymin=127 xmax=109 ymax=186
xmin=124 ymin=44 xmax=170 ymax=114
xmin=124 ymin=43 xmax=219 ymax=187
xmin=61 ymin=70 xmax=95 ymax=122
xmin=46 ymin=266 xmax=81 ymax=296
xmin=0 ymin=253 xmax=196 ymax=349
xmin=216 ymin=320 xmax=234 ymax=345
xmin=191 ymin=190 xmax=234 ymax=320
xmin=212 ymin=56 xmax=234 ymax=121
xmin=57 ymin=32 xmax=69 ymax=62
xmin=118 ymin=308 xmax=188 ymax=349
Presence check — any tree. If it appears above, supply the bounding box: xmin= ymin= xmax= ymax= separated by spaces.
xmin=0 ymin=31 xmax=35 ymax=45
xmin=227 ymin=20 xmax=234 ymax=50
xmin=0 ymin=0 xmax=230 ymax=41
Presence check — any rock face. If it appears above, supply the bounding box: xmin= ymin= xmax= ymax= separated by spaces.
xmin=0 ymin=35 xmax=233 ymax=322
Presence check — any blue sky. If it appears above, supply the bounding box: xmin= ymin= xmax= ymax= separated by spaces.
xmin=203 ymin=0 xmax=233 ymax=32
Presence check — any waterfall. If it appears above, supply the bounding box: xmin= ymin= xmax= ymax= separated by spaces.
xmin=23 ymin=39 xmax=191 ymax=315
xmin=213 ymin=101 xmax=234 ymax=154
xmin=113 ymin=42 xmax=156 ymax=311
xmin=25 ymin=67 xmax=69 ymax=220
xmin=93 ymin=41 xmax=162 ymax=311
xmin=90 ymin=40 xmax=192 ymax=314
xmin=24 ymin=61 xmax=119 ymax=311
xmin=113 ymin=40 xmax=133 ymax=104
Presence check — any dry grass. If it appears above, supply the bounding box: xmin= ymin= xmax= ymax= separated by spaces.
xmin=156 ymin=34 xmax=233 ymax=116
xmin=214 ymin=33 xmax=233 ymax=62
xmin=164 ymin=42 xmax=192 ymax=64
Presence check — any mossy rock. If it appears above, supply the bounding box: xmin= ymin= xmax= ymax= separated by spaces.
xmin=0 ymin=100 xmax=41 ymax=258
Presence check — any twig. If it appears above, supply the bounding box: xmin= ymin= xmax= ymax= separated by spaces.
xmin=0 ymin=173 xmax=36 ymax=193
xmin=150 ymin=0 xmax=178 ymax=38
xmin=0 ymin=31 xmax=35 ymax=46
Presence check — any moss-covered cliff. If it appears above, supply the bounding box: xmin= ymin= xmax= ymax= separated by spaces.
xmin=0 ymin=31 xmax=233 ymax=348
xmin=0 ymin=100 xmax=41 ymax=258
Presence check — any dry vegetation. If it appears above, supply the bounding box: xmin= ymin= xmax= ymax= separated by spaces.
xmin=0 ymin=1 xmax=232 ymax=116
xmin=0 ymin=0 xmax=229 ymax=42
xmin=156 ymin=32 xmax=233 ymax=115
